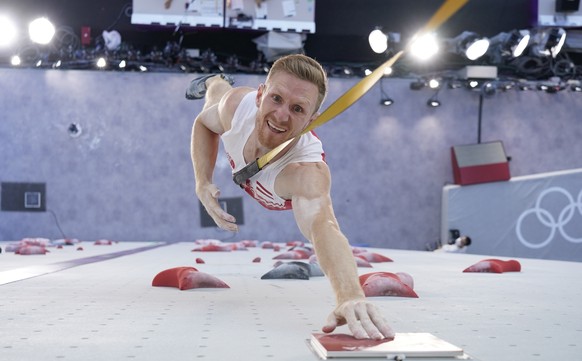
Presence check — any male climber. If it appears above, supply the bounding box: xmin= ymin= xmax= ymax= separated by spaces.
xmin=188 ymin=54 xmax=394 ymax=340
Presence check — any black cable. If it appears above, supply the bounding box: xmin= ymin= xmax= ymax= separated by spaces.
xmin=105 ymin=2 xmax=133 ymax=31
xmin=47 ymin=209 xmax=67 ymax=239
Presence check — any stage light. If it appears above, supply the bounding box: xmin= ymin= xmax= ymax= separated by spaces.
xmin=468 ymin=80 xmax=479 ymax=88
xmin=488 ymin=30 xmax=530 ymax=62
xmin=448 ymin=79 xmax=463 ymax=89
xmin=369 ymin=28 xmax=388 ymax=54
xmin=29 ymin=17 xmax=55 ymax=45
xmin=119 ymin=60 xmax=127 ymax=69
xmin=379 ymin=77 xmax=394 ymax=106
xmin=426 ymin=87 xmax=441 ymax=108
xmin=410 ymin=79 xmax=425 ymax=90
xmin=481 ymin=82 xmax=496 ymax=96
xmin=530 ymin=27 xmax=567 ymax=58
xmin=368 ymin=28 xmax=400 ymax=54
xmin=427 ymin=97 xmax=441 ymax=107
xmin=409 ymin=33 xmax=439 ymax=61
xmin=450 ymin=31 xmax=490 ymax=60
xmin=10 ymin=55 xmax=21 ymax=66
xmin=381 ymin=97 xmax=394 ymax=106
xmin=96 ymin=57 xmax=107 ymax=68
xmin=536 ymin=79 xmax=564 ymax=93
xmin=518 ymin=82 xmax=534 ymax=91
xmin=0 ymin=15 xmax=18 ymax=47
xmin=428 ymin=78 xmax=440 ymax=89
xmin=504 ymin=30 xmax=530 ymax=57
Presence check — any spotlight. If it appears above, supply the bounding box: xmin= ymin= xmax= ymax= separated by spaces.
xmin=409 ymin=33 xmax=439 ymax=61
xmin=368 ymin=28 xmax=400 ymax=54
xmin=381 ymin=97 xmax=394 ymax=106
xmin=410 ymin=79 xmax=426 ymax=90
xmin=530 ymin=27 xmax=567 ymax=58
xmin=467 ymin=79 xmax=481 ymax=89
xmin=29 ymin=17 xmax=55 ymax=45
xmin=537 ymin=80 xmax=564 ymax=93
xmin=427 ymin=88 xmax=441 ymax=107
xmin=96 ymin=57 xmax=107 ymax=68
xmin=449 ymin=31 xmax=490 ymax=60
xmin=428 ymin=78 xmax=441 ymax=89
xmin=427 ymin=97 xmax=441 ymax=107
xmin=379 ymin=77 xmax=394 ymax=106
xmin=487 ymin=30 xmax=531 ymax=62
xmin=448 ymin=79 xmax=463 ymax=89
xmin=0 ymin=15 xmax=18 ymax=47
xmin=569 ymin=81 xmax=582 ymax=92
xmin=498 ymin=81 xmax=515 ymax=91
xmin=481 ymin=82 xmax=496 ymax=96
xmin=10 ymin=55 xmax=21 ymax=66
xmin=518 ymin=81 xmax=534 ymax=91
xmin=369 ymin=28 xmax=388 ymax=54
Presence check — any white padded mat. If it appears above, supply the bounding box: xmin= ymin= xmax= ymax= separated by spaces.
xmin=1 ymin=241 xmax=581 ymax=361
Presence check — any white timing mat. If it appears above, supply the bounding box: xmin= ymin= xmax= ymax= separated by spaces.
xmin=1 ymin=241 xmax=581 ymax=361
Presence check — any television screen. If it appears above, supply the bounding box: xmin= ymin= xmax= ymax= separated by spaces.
xmin=131 ymin=0 xmax=224 ymax=28
xmin=131 ymin=0 xmax=316 ymax=33
xmin=536 ymin=0 xmax=582 ymax=27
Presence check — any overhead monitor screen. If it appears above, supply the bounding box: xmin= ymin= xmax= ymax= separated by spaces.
xmin=131 ymin=0 xmax=316 ymax=33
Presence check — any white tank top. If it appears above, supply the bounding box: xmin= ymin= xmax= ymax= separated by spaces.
xmin=222 ymin=91 xmax=325 ymax=210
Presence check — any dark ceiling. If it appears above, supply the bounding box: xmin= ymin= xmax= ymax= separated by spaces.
xmin=3 ymin=0 xmax=581 ymax=79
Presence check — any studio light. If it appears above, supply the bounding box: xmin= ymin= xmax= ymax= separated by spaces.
xmin=450 ymin=31 xmax=490 ymax=60
xmin=530 ymin=27 xmax=567 ymax=58
xmin=481 ymin=82 xmax=496 ymax=96
xmin=569 ymin=81 xmax=582 ymax=92
xmin=448 ymin=79 xmax=463 ymax=89
xmin=467 ymin=79 xmax=481 ymax=89
xmin=368 ymin=28 xmax=400 ymax=54
xmin=427 ymin=97 xmax=441 ymax=107
xmin=29 ymin=17 xmax=55 ymax=45
xmin=428 ymin=78 xmax=441 ymax=89
xmin=410 ymin=79 xmax=426 ymax=90
xmin=96 ymin=57 xmax=107 ymax=68
xmin=10 ymin=55 xmax=21 ymax=66
xmin=426 ymin=88 xmax=441 ymax=108
xmin=381 ymin=97 xmax=394 ymax=106
xmin=0 ymin=15 xmax=18 ymax=47
xmin=409 ymin=33 xmax=439 ymax=61
xmin=369 ymin=28 xmax=388 ymax=54
xmin=488 ymin=30 xmax=531 ymax=61
xmin=379 ymin=77 xmax=394 ymax=106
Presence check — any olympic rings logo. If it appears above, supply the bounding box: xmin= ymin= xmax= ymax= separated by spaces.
xmin=516 ymin=187 xmax=582 ymax=249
